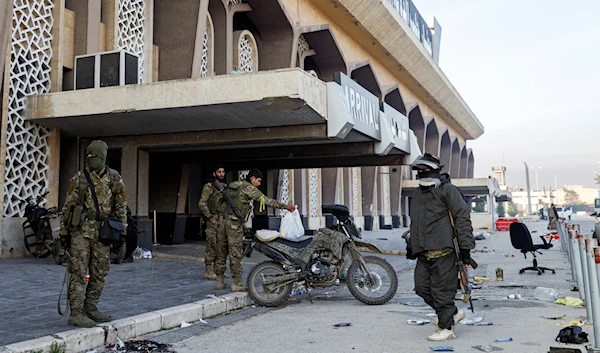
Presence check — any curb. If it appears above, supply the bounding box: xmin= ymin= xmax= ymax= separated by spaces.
xmin=0 ymin=293 xmax=253 ymax=353
xmin=152 ymin=248 xmax=406 ymax=262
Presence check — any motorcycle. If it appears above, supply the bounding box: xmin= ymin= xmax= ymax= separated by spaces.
xmin=22 ymin=191 xmax=67 ymax=265
xmin=245 ymin=204 xmax=398 ymax=307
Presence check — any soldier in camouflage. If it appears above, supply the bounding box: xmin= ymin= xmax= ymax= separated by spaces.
xmin=59 ymin=140 xmax=128 ymax=328
xmin=215 ymin=168 xmax=295 ymax=292
xmin=198 ymin=164 xmax=226 ymax=280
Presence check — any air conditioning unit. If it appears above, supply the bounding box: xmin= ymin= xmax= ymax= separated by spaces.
xmin=74 ymin=50 xmax=139 ymax=90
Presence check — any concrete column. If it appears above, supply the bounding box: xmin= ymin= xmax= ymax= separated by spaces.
xmin=50 ymin=0 xmax=66 ymax=92
xmin=0 ymin=0 xmax=12 ymax=91
xmin=226 ymin=3 xmax=252 ymax=73
xmin=66 ymin=0 xmax=102 ymax=56
xmin=191 ymin=0 xmax=209 ymax=79
xmin=334 ymin=168 xmax=344 ymax=205
xmin=137 ymin=149 xmax=150 ymax=217
xmin=101 ymin=0 xmax=118 ymax=51
xmin=321 ymin=168 xmax=337 ymax=205
xmin=294 ymin=169 xmax=305 ymax=216
xmin=46 ymin=130 xmax=61 ymax=208
xmin=361 ymin=166 xmax=376 ymax=230
xmin=350 ymin=167 xmax=363 ymax=229
xmin=142 ymin=0 xmax=154 ymax=82
xmin=121 ymin=144 xmax=138 ymax=214
xmin=379 ymin=166 xmax=392 ymax=229
xmin=390 ymin=165 xmax=402 ymax=227
xmin=305 ymin=168 xmax=322 ymax=230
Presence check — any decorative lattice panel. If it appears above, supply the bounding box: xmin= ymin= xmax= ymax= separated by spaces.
xmin=4 ymin=0 xmax=54 ymax=217
xmin=352 ymin=167 xmax=360 ymax=217
xmin=278 ymin=169 xmax=289 ymax=216
xmin=117 ymin=0 xmax=145 ymax=82
xmin=239 ymin=170 xmax=250 ymax=181
xmin=308 ymin=168 xmax=318 ymax=217
xmin=298 ymin=35 xmax=309 ymax=54
xmin=381 ymin=166 xmax=390 ymax=216
xmin=200 ymin=25 xmax=208 ymax=77
xmin=239 ymin=34 xmax=254 ymax=73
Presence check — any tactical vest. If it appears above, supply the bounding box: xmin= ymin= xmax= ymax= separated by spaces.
xmin=219 ymin=180 xmax=252 ymax=220
xmin=206 ymin=184 xmax=222 ymax=215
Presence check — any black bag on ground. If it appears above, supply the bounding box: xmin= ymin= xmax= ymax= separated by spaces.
xmin=84 ymin=170 xmax=124 ymax=246
xmin=555 ymin=325 xmax=589 ymax=344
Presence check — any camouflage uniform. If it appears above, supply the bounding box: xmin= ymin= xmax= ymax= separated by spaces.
xmin=215 ymin=180 xmax=287 ymax=291
xmin=198 ymin=181 xmax=223 ymax=278
xmin=60 ymin=141 xmax=127 ymax=327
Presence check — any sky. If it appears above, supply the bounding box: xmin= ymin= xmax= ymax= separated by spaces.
xmin=412 ymin=0 xmax=600 ymax=189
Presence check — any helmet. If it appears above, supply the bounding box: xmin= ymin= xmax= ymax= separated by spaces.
xmin=411 ymin=153 xmax=442 ymax=171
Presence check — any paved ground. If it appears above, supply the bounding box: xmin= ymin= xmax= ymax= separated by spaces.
xmin=2 ymin=216 xmax=596 ymax=351
xmin=111 ymin=217 xmax=598 ymax=353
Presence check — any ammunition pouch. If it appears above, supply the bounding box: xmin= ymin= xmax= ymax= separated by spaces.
xmin=65 ymin=204 xmax=84 ymax=232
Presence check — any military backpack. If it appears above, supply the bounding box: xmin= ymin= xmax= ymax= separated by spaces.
xmin=218 ymin=180 xmax=252 ymax=221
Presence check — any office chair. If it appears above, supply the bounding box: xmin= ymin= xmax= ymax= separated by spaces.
xmin=509 ymin=222 xmax=555 ymax=275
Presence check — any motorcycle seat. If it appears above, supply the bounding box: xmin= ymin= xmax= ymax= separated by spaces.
xmin=273 ymin=236 xmax=313 ymax=249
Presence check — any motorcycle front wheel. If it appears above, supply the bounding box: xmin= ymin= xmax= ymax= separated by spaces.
xmin=347 ymin=256 xmax=398 ymax=305
xmin=247 ymin=261 xmax=293 ymax=307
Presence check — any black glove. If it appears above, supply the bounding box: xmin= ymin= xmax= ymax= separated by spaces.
xmin=460 ymin=249 xmax=471 ymax=262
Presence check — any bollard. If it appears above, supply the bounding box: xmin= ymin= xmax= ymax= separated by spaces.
xmin=571 ymin=231 xmax=585 ymax=300
xmin=586 ymin=239 xmax=599 ymax=325
xmin=592 ymin=247 xmax=600 ymax=351
xmin=580 ymin=236 xmax=593 ymax=324
xmin=579 ymin=236 xmax=590 ymax=305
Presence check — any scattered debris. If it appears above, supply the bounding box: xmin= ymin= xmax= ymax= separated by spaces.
xmin=495 ymin=268 xmax=504 ymax=281
xmin=548 ymin=347 xmax=582 ymax=353
xmin=461 ymin=316 xmax=484 ymax=325
xmin=376 ymin=238 xmax=388 ymax=240
xmin=333 ymin=322 xmax=352 ymax=327
xmin=494 ymin=337 xmax=513 ymax=342
xmin=543 ymin=315 xmax=566 ymax=320
xmin=198 ymin=318 xmax=208 ymax=324
xmin=534 ymin=287 xmax=561 ymax=302
xmin=180 ymin=321 xmax=191 ymax=328
xmin=429 ymin=346 xmax=454 ymax=352
xmin=206 ymin=294 xmax=217 ymax=298
xmin=506 ymin=294 xmax=521 ymax=299
xmin=407 ymin=319 xmax=431 ymax=325
xmin=475 ymin=235 xmax=486 ymax=240
xmin=472 ymin=345 xmax=503 ymax=352
xmin=554 ymin=297 xmax=583 ymax=307
xmin=503 ymin=254 xmax=515 ymax=257
xmin=474 ymin=322 xmax=493 ymax=326
xmin=108 ymin=340 xmax=175 ymax=353
xmin=85 ymin=350 xmax=98 ymax=353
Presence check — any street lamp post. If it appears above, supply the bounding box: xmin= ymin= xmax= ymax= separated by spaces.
xmin=554 ymin=170 xmax=557 ymax=191
xmin=531 ymin=166 xmax=542 ymax=191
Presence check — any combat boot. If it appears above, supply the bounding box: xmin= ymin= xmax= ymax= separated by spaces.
xmin=230 ymin=279 xmax=247 ymax=292
xmin=68 ymin=309 xmax=96 ymax=328
xmin=84 ymin=304 xmax=112 ymax=322
xmin=216 ymin=275 xmax=225 ymax=290
xmin=204 ymin=265 xmax=217 ymax=280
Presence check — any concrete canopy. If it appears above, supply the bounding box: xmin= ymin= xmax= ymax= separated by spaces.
xmin=300 ymin=25 xmax=347 ymax=82
xmin=348 ymin=61 xmax=382 ymax=100
xmin=402 ymin=178 xmax=501 ymax=199
xmin=424 ymin=118 xmax=440 ymax=157
xmin=408 ymin=105 xmax=425 ymax=152
xmin=383 ymin=85 xmax=406 ymax=116
xmin=440 ymin=130 xmax=451 ymax=173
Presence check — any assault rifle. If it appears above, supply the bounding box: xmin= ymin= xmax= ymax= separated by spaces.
xmin=212 ymin=179 xmax=245 ymax=223
xmin=449 ymin=212 xmax=478 ymax=313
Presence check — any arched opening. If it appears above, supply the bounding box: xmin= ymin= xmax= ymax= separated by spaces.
xmin=199 ymin=14 xmax=214 ymax=77
xmin=450 ymin=139 xmax=460 ymax=179
xmin=300 ymin=27 xmax=347 ymax=82
xmin=439 ymin=131 xmax=451 ymax=174
xmin=383 ymin=86 xmax=406 ymax=115
xmin=208 ymin=0 xmax=227 ymax=75
xmin=460 ymin=146 xmax=468 ymax=178
xmin=349 ymin=61 xmax=382 ymax=99
xmin=232 ymin=29 xmax=259 ymax=72
xmin=424 ymin=118 xmax=440 ymax=157
xmin=467 ymin=149 xmax=475 ymax=178
xmin=408 ymin=105 xmax=425 ymax=152
xmin=245 ymin=0 xmax=295 ymax=70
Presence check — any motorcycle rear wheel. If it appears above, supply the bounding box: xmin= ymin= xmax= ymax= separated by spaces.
xmin=247 ymin=261 xmax=293 ymax=307
xmin=347 ymin=256 xmax=398 ymax=305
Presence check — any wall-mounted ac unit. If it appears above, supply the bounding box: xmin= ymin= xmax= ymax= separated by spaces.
xmin=74 ymin=50 xmax=139 ymax=90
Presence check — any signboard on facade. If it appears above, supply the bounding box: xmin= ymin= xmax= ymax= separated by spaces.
xmin=382 ymin=103 xmax=410 ymax=154
xmin=333 ymin=72 xmax=381 ymax=141
xmin=388 ymin=0 xmax=433 ymax=56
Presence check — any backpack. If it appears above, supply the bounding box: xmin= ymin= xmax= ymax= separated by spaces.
xmin=218 ymin=180 xmax=252 ymax=220
xmin=556 ymin=326 xmax=588 ymax=344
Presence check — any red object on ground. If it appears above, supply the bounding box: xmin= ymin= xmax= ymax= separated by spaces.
xmin=495 ymin=218 xmax=519 ymax=231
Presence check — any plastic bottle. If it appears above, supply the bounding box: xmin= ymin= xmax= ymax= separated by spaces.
xmin=494 ymin=337 xmax=513 ymax=342
xmin=507 ymin=294 xmax=521 ymax=299
xmin=533 ymin=287 xmax=560 ymax=302
xmin=407 ymin=319 xmax=430 ymax=325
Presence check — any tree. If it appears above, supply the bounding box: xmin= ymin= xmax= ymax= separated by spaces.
xmin=496 ymin=203 xmax=506 ymax=217
xmin=595 ymin=174 xmax=600 ymax=188
xmin=563 ymin=188 xmax=581 ymax=205
xmin=506 ymin=202 xmax=518 ymax=217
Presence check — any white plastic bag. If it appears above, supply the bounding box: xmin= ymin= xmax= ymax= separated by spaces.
xmin=256 ymin=229 xmax=280 ymax=242
xmin=279 ymin=209 xmax=304 ymax=240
